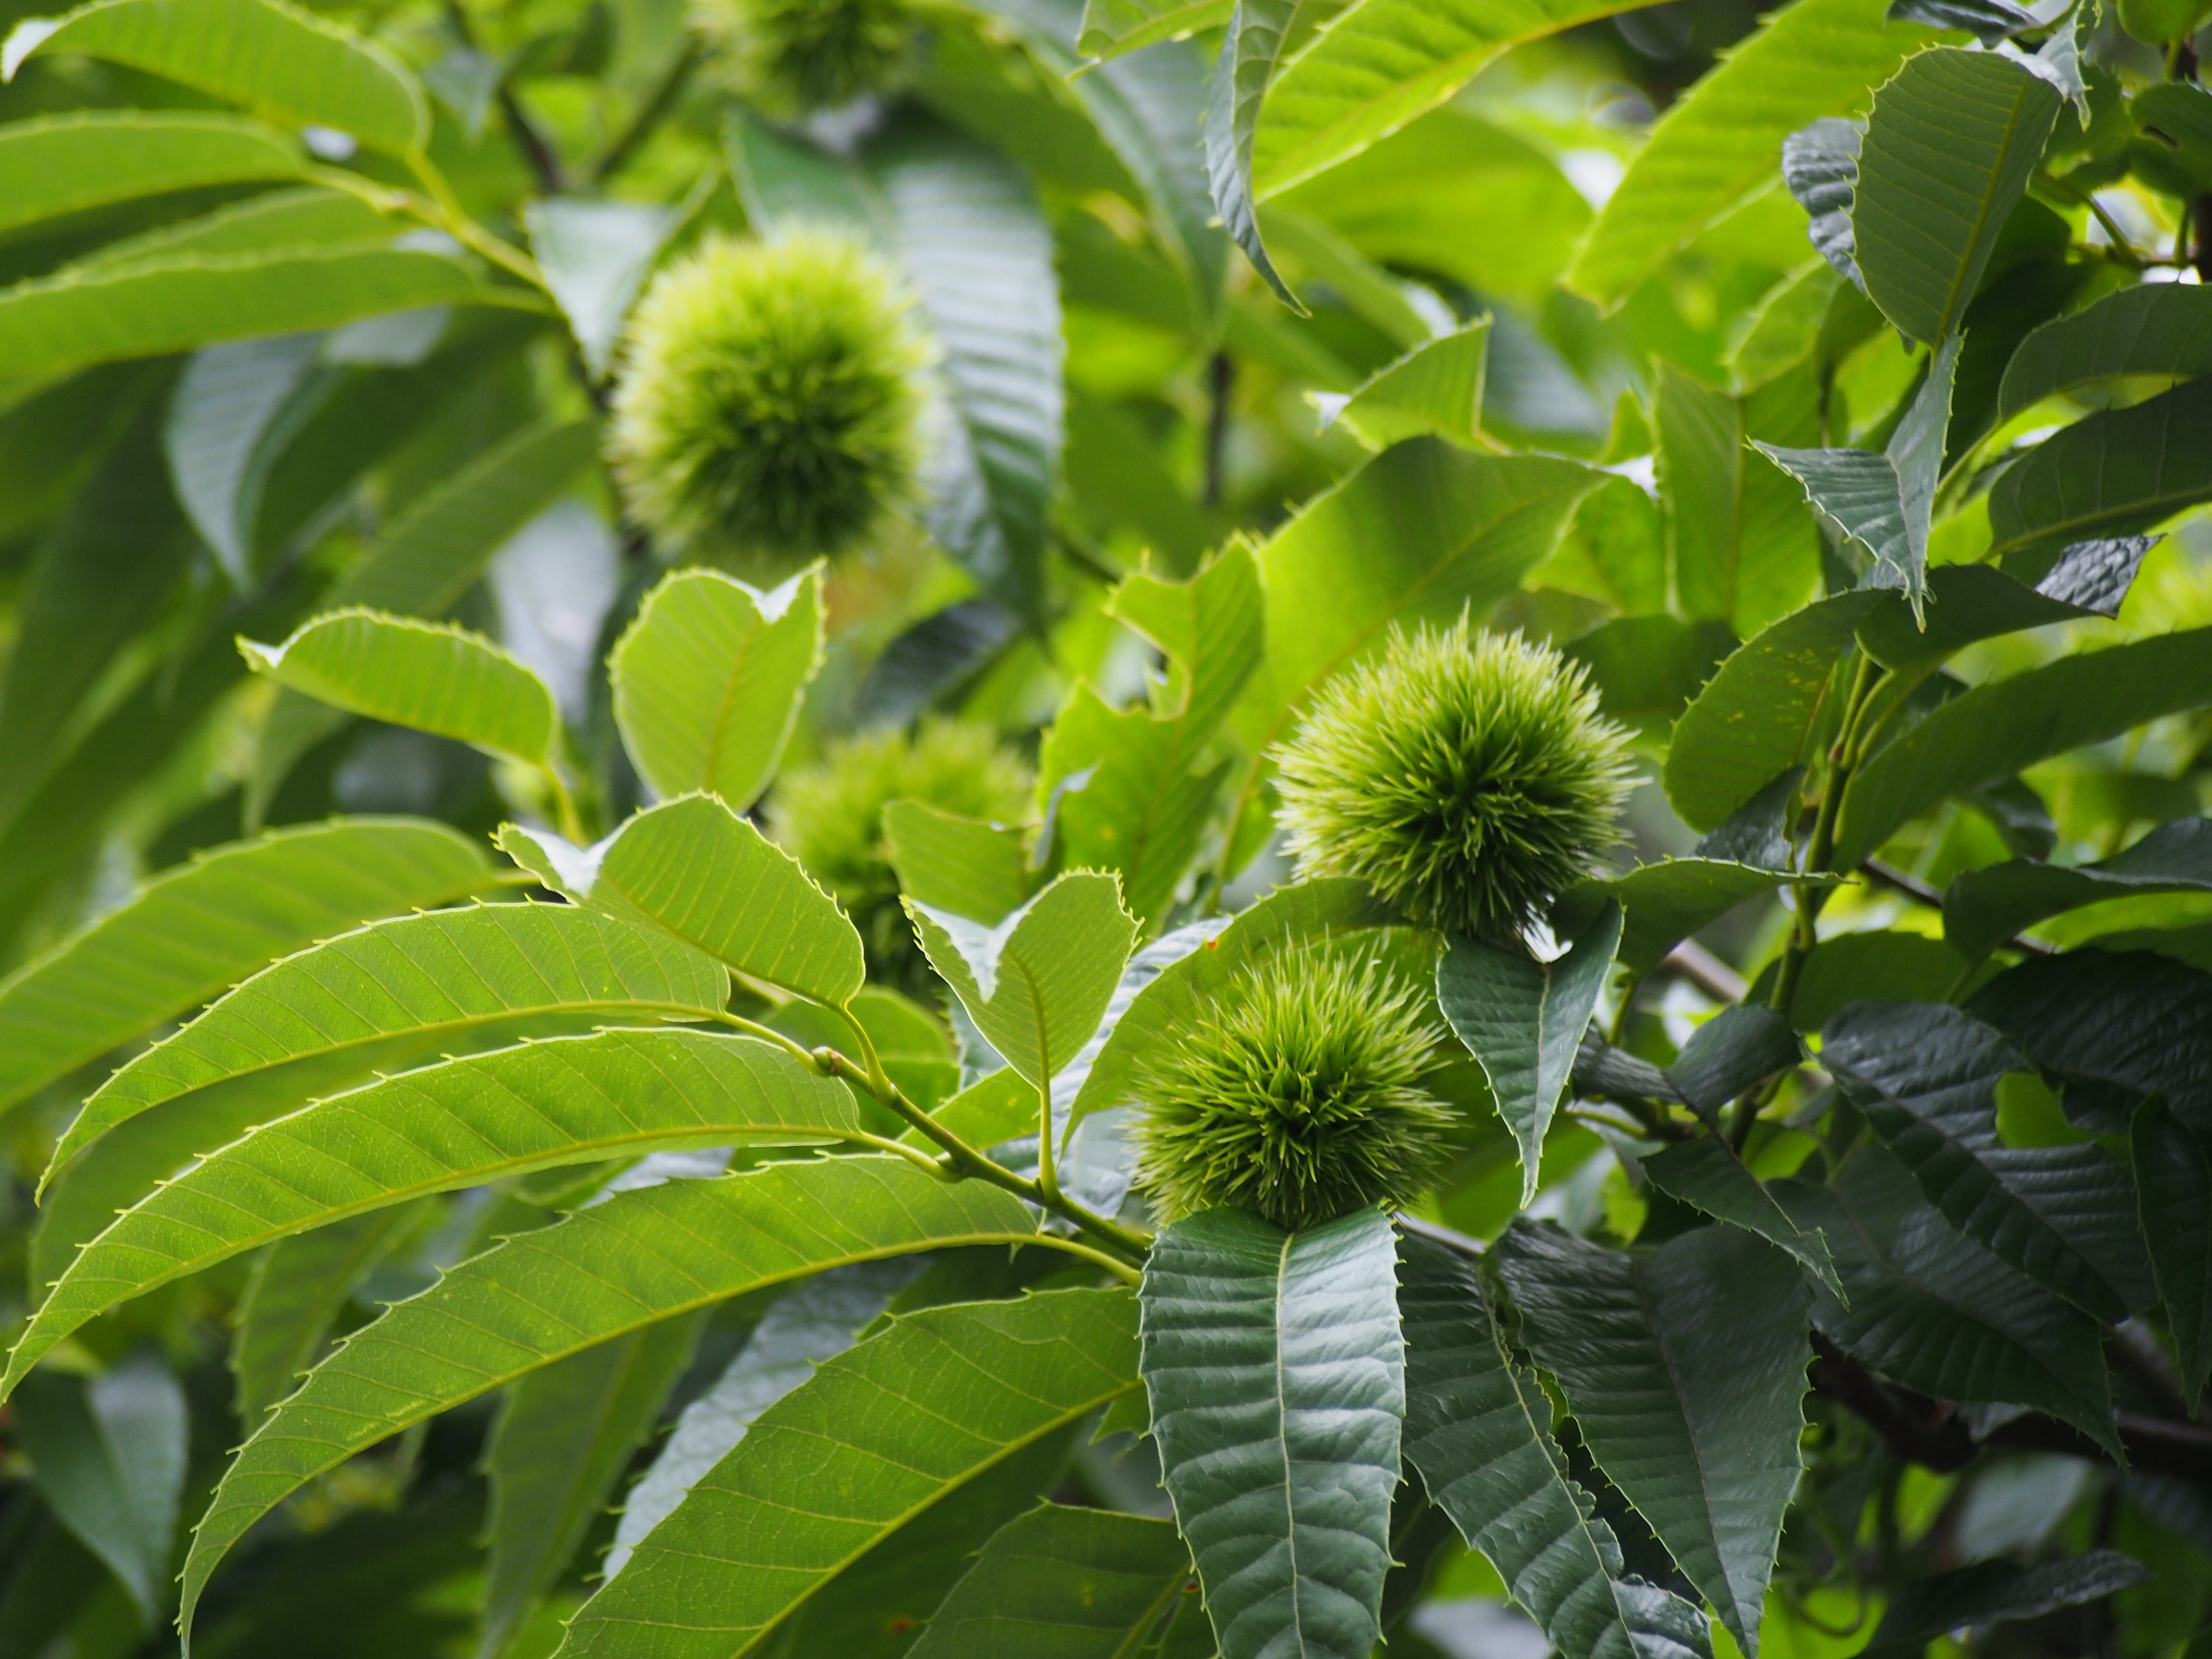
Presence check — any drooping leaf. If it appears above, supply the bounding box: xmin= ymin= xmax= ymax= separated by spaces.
xmin=1662 ymin=591 xmax=1883 ymax=832
xmin=1397 ymin=1233 xmax=1714 ymax=1659
xmin=884 ymin=802 xmax=1034 ymax=925
xmin=1493 ymin=1220 xmax=1810 ymax=1654
xmin=0 ymin=246 xmax=497 ymax=384
xmin=1039 ymin=545 xmax=1263 ymax=926
xmin=2132 ymin=1099 xmax=2212 ymax=1403
xmin=4 ymin=1031 xmax=867 ymax=1390
xmin=1884 ymin=0 xmax=2032 ymax=40
xmin=0 ymin=819 xmax=497 ymax=1121
xmin=1669 ymin=1002 xmax=1802 ymax=1117
xmin=1850 ymin=48 xmax=2060 ymax=345
xmin=1943 ymin=818 xmax=2212 ymax=964
xmin=905 ymin=1503 xmax=1192 ymax=1658
xmin=13 ymin=1355 xmax=189 ymax=1624
xmin=1202 ymin=0 xmax=1300 ymax=306
xmin=241 ymin=609 xmax=561 ymax=766
xmin=854 ymin=597 xmax=1019 ymax=727
xmin=1774 ymin=1142 xmax=2120 ymax=1453
xmin=1993 ymin=284 xmax=2212 ymax=426
xmin=1066 ymin=878 xmax=1397 ymax=1131
xmin=480 ymin=1315 xmax=704 ymax=1659
xmin=35 ymin=903 xmax=732 ymax=1287
xmin=500 ymin=793 xmax=866 ymax=1006
xmin=178 ymin=1157 xmax=1047 ymax=1634
xmin=1314 ymin=321 xmax=1489 ymax=449
xmin=1568 ymin=0 xmax=1940 ymax=306
xmin=1852 ymin=561 xmax=2103 ymax=670
xmin=1561 ymin=614 xmax=1737 ymax=740
xmin=907 ymin=870 xmax=1139 ymax=1096
xmin=1755 ymin=331 xmax=1961 ymax=614
xmin=525 ymin=197 xmax=683 ymax=380
xmin=605 ymin=1260 xmax=926 ymax=1579
xmin=1822 ymin=1001 xmax=2151 ymax=1320
xmin=1781 ymin=118 xmax=1863 ymax=285
xmin=0 ymin=111 xmax=302 ymax=239
xmin=1985 ymin=378 xmax=2212 ymax=568
xmin=248 ymin=415 xmax=598 ymax=820
xmin=1226 ymin=439 xmax=1600 ymax=850
xmin=1436 ymin=902 xmax=1621 ymax=1206
xmin=1141 ymin=1206 xmax=1402 ymax=1659
xmin=232 ymin=1205 xmax=424 ymax=1424
xmin=2 ymin=0 xmax=430 ymax=154
xmin=1077 ymin=0 xmax=1231 ymax=60
xmin=556 ymin=1287 xmax=1138 ymax=1659
xmin=1835 ymin=625 xmax=2212 ymax=865
xmin=611 ymin=565 xmax=824 ymax=812
xmin=1249 ymin=0 xmax=1650 ymax=206
xmin=1861 ymin=1551 xmax=2152 ymax=1656
xmin=1554 ymin=859 xmax=1824 ymax=977
xmin=1969 ymin=948 xmax=2212 ymax=1133
xmin=166 ymin=331 xmax=330 ymax=585
xmin=1642 ymin=1138 xmax=1844 ymax=1300
xmin=731 ymin=109 xmax=1063 ymax=624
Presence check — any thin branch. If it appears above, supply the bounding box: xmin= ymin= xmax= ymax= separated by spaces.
xmin=443 ymin=0 xmax=566 ymax=196
xmin=1655 ymin=939 xmax=1748 ymax=1003
xmin=1396 ymin=1213 xmax=1487 ymax=1261
xmin=1860 ymin=857 xmax=2058 ymax=955
xmin=1202 ymin=350 xmax=1234 ymax=507
xmin=594 ymin=37 xmax=705 ymax=186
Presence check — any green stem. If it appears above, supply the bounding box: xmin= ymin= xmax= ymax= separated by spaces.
xmin=542 ymin=765 xmax=587 ymax=846
xmin=592 ymin=37 xmax=704 ymax=186
xmin=402 ymin=151 xmax=549 ymax=289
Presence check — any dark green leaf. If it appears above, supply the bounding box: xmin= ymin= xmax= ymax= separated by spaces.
xmin=1994 ymin=284 xmax=2212 ymax=426
xmin=1396 ymin=1233 xmax=1714 ymax=1659
xmin=1882 ymin=0 xmax=2032 ymax=46
xmin=558 ymin=1287 xmax=1139 ymax=1659
xmin=1494 ymin=1220 xmax=1810 ymax=1653
xmin=1658 ymin=363 xmax=1822 ymax=633
xmin=1863 ymin=1551 xmax=2151 ymax=1656
xmin=1641 ymin=1138 xmax=1845 ymax=1300
xmin=1850 ymin=48 xmax=2060 ymax=346
xmin=1774 ymin=1143 xmax=2120 ymax=1452
xmin=2132 ymin=1098 xmax=2212 ymax=1403
xmin=905 ymin=1503 xmax=1191 ymax=1657
xmin=1561 ymin=615 xmax=1735 ymax=739
xmin=166 ymin=332 xmax=329 ymax=585
xmin=1140 ymin=1206 xmax=1402 ymax=1659
xmin=1822 ymin=1001 xmax=2151 ymax=1320
xmin=1971 ymin=948 xmax=2212 ymax=1132
xmin=1202 ymin=0 xmax=1299 ymax=307
xmin=1836 ymin=626 xmax=2212 ymax=865
xmin=1669 ymin=1003 xmax=1801 ymax=1115
xmin=1779 ymin=930 xmax=1971 ymax=1032
xmin=1555 ymin=859 xmax=1825 ymax=977
xmin=1436 ymin=902 xmax=1622 ymax=1204
xmin=1986 ymin=379 xmax=2212 ymax=567
xmin=1944 ymin=817 xmax=2212 ymax=964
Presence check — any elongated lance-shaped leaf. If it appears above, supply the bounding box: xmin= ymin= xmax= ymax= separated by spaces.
xmin=1943 ymin=817 xmax=2212 ymax=965
xmin=176 ymin=1160 xmax=1044 ymax=1637
xmin=4 ymin=1031 xmax=866 ymax=1393
xmin=0 ymin=111 xmax=301 ymax=239
xmin=250 ymin=415 xmax=600 ymax=822
xmin=1066 ymin=878 xmax=1397 ymax=1132
xmin=500 ymin=793 xmax=866 ymax=1006
xmin=14 ymin=1354 xmax=189 ymax=1625
xmin=1755 ymin=330 xmax=1960 ymax=617
xmin=0 ymin=245 xmax=497 ymax=385
xmin=52 ymin=902 xmax=729 ymax=1181
xmin=1824 ymin=1001 xmax=2152 ymax=1320
xmin=1986 ymin=378 xmax=2212 ymax=566
xmin=1494 ymin=1220 xmax=1810 ymax=1655
xmin=1849 ymin=48 xmax=2059 ymax=347
xmin=1314 ymin=322 xmax=1490 ymax=450
xmin=1569 ymin=0 xmax=1940 ymax=305
xmin=1642 ymin=1138 xmax=1844 ymax=1301
xmin=906 ymin=1503 xmax=1193 ymax=1657
xmin=556 ymin=1286 xmax=1138 ymax=1659
xmin=2132 ymin=1099 xmax=2212 ymax=1404
xmin=35 ymin=905 xmax=730 ymax=1292
xmin=1836 ymin=625 xmax=2212 ymax=866
xmin=1140 ymin=1206 xmax=1403 ymax=1659
xmin=606 ymin=1259 xmax=925 ymax=1579
xmin=611 ymin=565 xmax=824 ymax=812
xmin=1995 ymin=285 xmax=2212 ymax=426
xmin=1863 ymin=1551 xmax=2153 ymax=1657
xmin=167 ymin=330 xmax=329 ymax=586
xmin=1774 ymin=1143 xmax=2121 ymax=1455
xmin=481 ymin=1314 xmax=704 ymax=1659
xmin=3 ymin=0 xmax=428 ymax=152
xmin=1437 ymin=902 xmax=1621 ymax=1206
xmin=1554 ymin=859 xmax=1827 ymax=977
xmin=232 ymin=1204 xmax=425 ymax=1424
xmin=1249 ymin=0 xmax=1653 ymax=205
xmin=0 ymin=818 xmax=498 ymax=1121
xmin=907 ymin=871 xmax=1138 ymax=1097
xmin=1396 ymin=1235 xmax=1714 ymax=1659
xmin=1204 ymin=0 xmax=1300 ymax=308
xmin=241 ymin=608 xmax=561 ymax=766
xmin=66 ymin=183 xmax=396 ymax=269
xmin=1078 ymin=0 xmax=1230 ymax=58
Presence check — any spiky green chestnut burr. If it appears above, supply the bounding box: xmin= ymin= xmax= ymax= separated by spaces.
xmin=607 ymin=231 xmax=929 ymax=570
xmin=1274 ymin=618 xmax=1632 ymax=944
xmin=1133 ymin=950 xmax=1452 ymax=1232
xmin=768 ymin=718 xmax=1032 ymax=993
xmin=694 ymin=0 xmax=917 ymax=113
